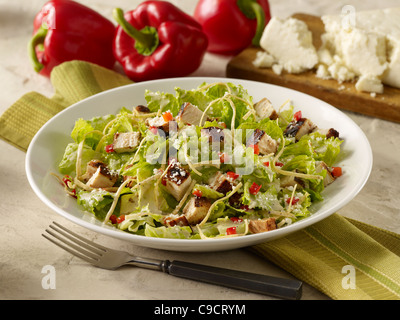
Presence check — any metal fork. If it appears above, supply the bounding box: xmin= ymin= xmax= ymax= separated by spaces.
xmin=43 ymin=221 xmax=302 ymax=300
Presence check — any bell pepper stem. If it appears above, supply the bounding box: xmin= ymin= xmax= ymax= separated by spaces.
xmin=250 ymin=1 xmax=265 ymax=46
xmin=28 ymin=25 xmax=48 ymax=73
xmin=237 ymin=0 xmax=266 ymax=46
xmin=113 ymin=8 xmax=156 ymax=50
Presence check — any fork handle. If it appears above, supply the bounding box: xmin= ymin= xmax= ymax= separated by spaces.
xmin=165 ymin=260 xmax=302 ymax=300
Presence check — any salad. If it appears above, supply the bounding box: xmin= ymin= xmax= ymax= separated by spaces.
xmin=56 ymin=82 xmax=343 ymax=239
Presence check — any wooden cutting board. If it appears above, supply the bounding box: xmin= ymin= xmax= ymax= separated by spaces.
xmin=226 ymin=13 xmax=400 ymax=123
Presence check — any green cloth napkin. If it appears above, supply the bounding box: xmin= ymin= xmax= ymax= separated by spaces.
xmin=1 ymin=60 xmax=400 ymax=300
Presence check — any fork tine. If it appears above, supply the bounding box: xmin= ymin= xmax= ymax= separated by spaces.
xmin=43 ymin=222 xmax=105 ymax=263
xmin=42 ymin=233 xmax=98 ymax=265
xmin=51 ymin=221 xmax=108 ymax=252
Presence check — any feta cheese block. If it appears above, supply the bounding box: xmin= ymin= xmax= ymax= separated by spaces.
xmin=258 ymin=17 xmax=319 ymax=74
xmin=319 ymin=7 xmax=400 ymax=93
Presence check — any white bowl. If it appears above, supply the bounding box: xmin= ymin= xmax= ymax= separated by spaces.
xmin=26 ymin=77 xmax=372 ymax=252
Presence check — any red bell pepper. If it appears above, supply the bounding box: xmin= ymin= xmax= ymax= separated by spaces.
xmin=28 ymin=0 xmax=116 ymax=77
xmin=112 ymin=1 xmax=208 ymax=82
xmin=194 ymin=0 xmax=271 ymax=54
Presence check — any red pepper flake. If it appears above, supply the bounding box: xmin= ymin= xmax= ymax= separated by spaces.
xmin=192 ymin=189 xmax=203 ymax=198
xmin=162 ymin=111 xmax=173 ymax=122
xmin=249 ymin=144 xmax=259 ymax=155
xmin=226 ymin=171 xmax=239 ymax=180
xmin=105 ymin=144 xmax=114 ymax=153
xmin=275 ymin=161 xmax=284 ymax=167
xmin=294 ymin=110 xmax=302 ymax=122
xmin=286 ymin=197 xmax=299 ymax=205
xmin=331 ymin=166 xmax=342 ymax=178
xmin=240 ymin=205 xmax=250 ymax=211
xmin=226 ymin=226 xmax=237 ymax=235
xmin=249 ymin=182 xmax=262 ymax=195
xmin=109 ymin=215 xmax=118 ymax=224
xmin=117 ymin=215 xmax=125 ymax=224
xmin=230 ymin=217 xmax=243 ymax=223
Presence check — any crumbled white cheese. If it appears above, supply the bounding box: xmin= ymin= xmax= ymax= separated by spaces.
xmin=258 ymin=17 xmax=318 ymax=74
xmin=252 ymin=51 xmax=275 ymax=68
xmin=272 ymin=64 xmax=283 ymax=75
xmin=355 ymin=75 xmax=384 ymax=94
xmin=319 ymin=7 xmax=400 ymax=93
xmin=254 ymin=8 xmax=400 ymax=94
xmin=315 ymin=64 xmax=331 ymax=80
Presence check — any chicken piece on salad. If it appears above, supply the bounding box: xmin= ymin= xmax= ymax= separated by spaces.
xmin=183 ymin=196 xmax=212 ymax=225
xmin=284 ymin=117 xmax=316 ymax=141
xmin=247 ymin=128 xmax=278 ymax=155
xmin=254 ymin=98 xmax=278 ymax=120
xmin=112 ymin=132 xmax=141 ymax=153
xmin=249 ymin=218 xmax=277 ymax=234
xmin=163 ymin=160 xmax=192 ymax=201
xmin=176 ymin=102 xmax=204 ymax=126
xmin=82 ymin=160 xmax=118 ymax=188
xmin=208 ymin=171 xmax=233 ymax=195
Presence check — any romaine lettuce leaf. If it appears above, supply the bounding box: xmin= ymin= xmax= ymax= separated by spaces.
xmin=300 ymin=132 xmax=343 ymax=166
xmin=145 ymin=90 xmax=180 ymax=115
xmin=77 ymin=188 xmax=131 ymax=220
xmin=144 ymin=224 xmax=193 ymax=239
xmin=58 ymin=143 xmax=99 ymax=175
xmin=193 ymin=184 xmax=224 ymax=200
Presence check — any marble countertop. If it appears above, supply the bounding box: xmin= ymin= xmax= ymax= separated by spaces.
xmin=1 ymin=0 xmax=399 ymax=300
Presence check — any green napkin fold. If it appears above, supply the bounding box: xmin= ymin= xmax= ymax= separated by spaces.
xmin=0 ymin=61 xmax=132 ymax=151
xmin=1 ymin=60 xmax=400 ymax=300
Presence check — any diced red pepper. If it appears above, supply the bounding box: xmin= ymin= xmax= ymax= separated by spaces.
xmin=240 ymin=205 xmax=250 ymax=211
xmin=219 ymin=152 xmax=229 ymax=163
xmin=105 ymin=144 xmax=114 ymax=153
xmin=117 ymin=215 xmax=125 ymax=224
xmin=294 ymin=110 xmax=302 ymax=122
xmin=109 ymin=215 xmax=118 ymax=224
xmin=149 ymin=126 xmax=158 ymax=135
xmin=162 ymin=111 xmax=173 ymax=122
xmin=226 ymin=226 xmax=237 ymax=235
xmin=249 ymin=182 xmax=262 ymax=195
xmin=62 ymin=175 xmax=72 ymax=186
xmin=275 ymin=161 xmax=284 ymax=167
xmin=286 ymin=197 xmax=299 ymax=205
xmin=331 ymin=166 xmax=342 ymax=178
xmin=249 ymin=144 xmax=259 ymax=155
xmin=263 ymin=161 xmax=270 ymax=167
xmin=226 ymin=171 xmax=239 ymax=180
xmin=192 ymin=189 xmax=203 ymax=198
xmin=71 ymin=189 xmax=77 ymax=199
xmin=230 ymin=217 xmax=243 ymax=223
